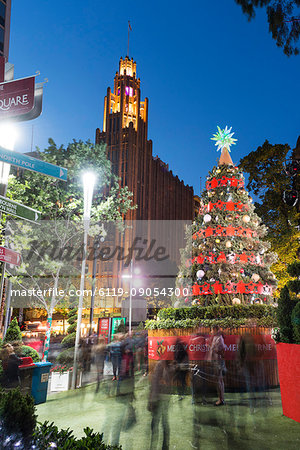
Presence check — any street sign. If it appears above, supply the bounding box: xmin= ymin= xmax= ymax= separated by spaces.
xmin=0 ymin=76 xmax=35 ymax=119
xmin=0 ymin=246 xmax=21 ymax=266
xmin=0 ymin=195 xmax=41 ymax=222
xmin=0 ymin=146 xmax=67 ymax=181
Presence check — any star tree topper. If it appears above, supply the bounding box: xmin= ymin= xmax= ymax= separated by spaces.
xmin=211 ymin=126 xmax=237 ymax=152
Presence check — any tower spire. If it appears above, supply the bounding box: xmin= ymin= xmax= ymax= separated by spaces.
xmin=127 ymin=21 xmax=132 ymax=57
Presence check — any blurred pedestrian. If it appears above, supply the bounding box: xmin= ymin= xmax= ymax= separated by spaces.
xmin=0 ymin=343 xmax=21 ymax=388
xmin=190 ymin=332 xmax=209 ymax=404
xmin=94 ymin=336 xmax=107 ymax=393
xmin=143 ymin=334 xmax=149 ymax=376
xmin=80 ymin=335 xmax=93 ymax=374
xmin=208 ymin=326 xmax=226 ymax=406
xmin=109 ymin=334 xmax=122 ymax=381
xmin=148 ymin=359 xmax=173 ymax=450
xmin=174 ymin=338 xmax=189 ymax=400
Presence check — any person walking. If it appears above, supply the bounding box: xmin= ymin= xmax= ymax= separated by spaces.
xmin=208 ymin=326 xmax=226 ymax=406
xmin=109 ymin=334 xmax=122 ymax=381
xmin=94 ymin=336 xmax=107 ymax=393
xmin=174 ymin=338 xmax=189 ymax=400
xmin=148 ymin=359 xmax=173 ymax=450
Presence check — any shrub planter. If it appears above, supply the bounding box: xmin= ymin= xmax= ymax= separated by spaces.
xmin=148 ymin=326 xmax=279 ymax=390
xmin=50 ymin=370 xmax=82 ymax=392
xmin=276 ymin=343 xmax=300 ymax=423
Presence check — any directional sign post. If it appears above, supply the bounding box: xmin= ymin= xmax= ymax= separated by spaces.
xmin=0 ymin=246 xmax=21 ymax=266
xmin=0 ymin=195 xmax=41 ymax=222
xmin=0 ymin=146 xmax=67 ymax=181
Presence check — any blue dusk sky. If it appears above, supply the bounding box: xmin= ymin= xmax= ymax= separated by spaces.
xmin=9 ymin=0 xmax=300 ymax=195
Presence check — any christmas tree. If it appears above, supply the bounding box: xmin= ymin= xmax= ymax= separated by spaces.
xmin=175 ymin=127 xmax=277 ymax=306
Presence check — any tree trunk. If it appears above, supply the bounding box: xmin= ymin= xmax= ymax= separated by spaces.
xmin=42 ymin=275 xmax=60 ymax=361
xmin=0 ymin=278 xmax=6 ymax=336
xmin=42 ymin=313 xmax=53 ymax=362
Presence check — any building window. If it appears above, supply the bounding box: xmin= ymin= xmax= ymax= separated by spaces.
xmin=0 ymin=1 xmax=5 ymax=27
xmin=0 ymin=27 xmax=4 ymax=52
xmin=0 ymin=2 xmax=5 ymax=22
xmin=125 ymin=86 xmax=133 ymax=97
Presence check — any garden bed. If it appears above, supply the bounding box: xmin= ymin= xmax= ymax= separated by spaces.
xmin=146 ymin=305 xmax=279 ymax=389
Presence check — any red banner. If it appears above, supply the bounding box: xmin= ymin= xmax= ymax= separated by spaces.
xmin=0 ymin=76 xmax=35 ymax=118
xmin=148 ymin=334 xmax=276 ymax=361
xmin=206 ymin=176 xmax=244 ymax=190
xmin=190 ymin=280 xmax=272 ymax=296
xmin=206 ymin=201 xmax=249 ymax=212
xmin=193 ymin=226 xmax=257 ymax=239
xmin=187 ymin=252 xmax=263 ymax=266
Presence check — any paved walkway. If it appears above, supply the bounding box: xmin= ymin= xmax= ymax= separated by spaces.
xmin=38 ymin=375 xmax=299 ymax=450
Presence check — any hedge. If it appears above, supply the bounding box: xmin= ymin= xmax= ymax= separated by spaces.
xmin=145 ymin=304 xmax=277 ymax=330
xmin=157 ymin=304 xmax=276 ymax=320
xmin=61 ymin=333 xmax=76 ymax=348
xmin=56 ymin=348 xmax=74 ymax=365
xmin=18 ymin=346 xmax=40 ymax=363
xmin=145 ymin=316 xmax=277 ymax=330
xmin=33 ymin=421 xmax=122 ymax=449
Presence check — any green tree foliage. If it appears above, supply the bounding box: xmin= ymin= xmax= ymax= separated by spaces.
xmin=291 ymin=301 xmax=300 ymax=343
xmin=7 ymin=139 xmax=136 ymax=222
xmin=4 ymin=317 xmax=22 ymax=343
xmin=3 ymin=140 xmax=136 ymax=357
xmin=116 ymin=320 xmax=126 ymax=333
xmin=235 ymin=0 xmax=300 ymax=55
xmin=33 ymin=421 xmax=122 ymax=449
xmin=287 ymin=261 xmax=300 ymax=293
xmin=18 ymin=345 xmax=40 ymax=362
xmin=239 ymin=140 xmax=300 ymax=295
xmin=0 ymin=388 xmax=37 ymax=443
xmin=277 ymin=285 xmax=296 ymax=342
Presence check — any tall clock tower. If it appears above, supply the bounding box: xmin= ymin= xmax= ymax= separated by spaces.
xmin=96 ymin=56 xmax=194 ymax=221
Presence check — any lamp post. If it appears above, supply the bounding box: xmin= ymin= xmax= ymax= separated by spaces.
xmin=89 ymin=235 xmax=101 ymax=336
xmin=122 ymin=261 xmax=141 ymax=334
xmin=0 ymin=123 xmax=17 ymax=334
xmin=71 ymin=171 xmax=96 ymax=390
xmin=0 ymin=123 xmax=17 ymax=195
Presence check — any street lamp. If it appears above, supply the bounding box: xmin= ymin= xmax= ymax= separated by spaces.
xmin=89 ymin=234 xmax=101 ymax=336
xmin=72 ymin=171 xmax=96 ymax=389
xmin=0 ymin=123 xmax=18 ymax=334
xmin=0 ymin=123 xmax=18 ymax=193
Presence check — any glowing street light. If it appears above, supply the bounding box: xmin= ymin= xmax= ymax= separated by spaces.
xmin=82 ymin=171 xmax=96 ymax=224
xmin=72 ymin=171 xmax=96 ymax=389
